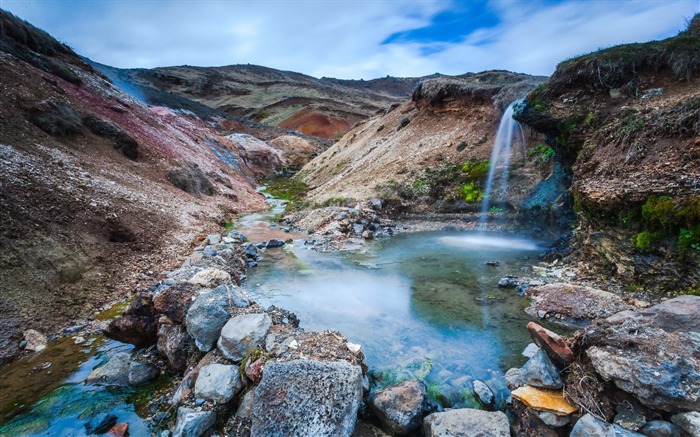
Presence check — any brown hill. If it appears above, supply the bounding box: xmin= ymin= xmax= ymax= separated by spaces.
xmin=0 ymin=10 xmax=275 ymax=365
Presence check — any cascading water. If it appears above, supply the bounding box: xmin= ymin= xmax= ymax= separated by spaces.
xmin=478 ymin=100 xmax=525 ymax=228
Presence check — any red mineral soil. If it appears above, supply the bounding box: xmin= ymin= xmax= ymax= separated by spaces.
xmin=277 ymin=108 xmax=354 ymax=140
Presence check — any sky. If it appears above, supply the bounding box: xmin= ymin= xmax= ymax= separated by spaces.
xmin=1 ymin=0 xmax=698 ymax=79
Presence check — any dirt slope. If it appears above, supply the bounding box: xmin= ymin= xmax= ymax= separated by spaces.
xmin=0 ymin=10 xmax=270 ymax=366
xmin=298 ymin=71 xmax=551 ymax=218
xmin=514 ymin=15 xmax=700 ymax=292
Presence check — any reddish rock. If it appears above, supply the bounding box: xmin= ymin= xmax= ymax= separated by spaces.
xmin=526 ymin=322 xmax=574 ymax=365
xmin=124 ymin=291 xmax=156 ymax=317
xmin=153 ymin=282 xmax=198 ymax=323
xmin=104 ymin=315 xmax=157 ymax=348
xmin=108 ymin=422 xmax=129 ymax=436
xmin=245 ymin=357 xmax=265 ymax=383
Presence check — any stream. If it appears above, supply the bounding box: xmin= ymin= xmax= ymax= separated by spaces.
xmin=0 ymin=193 xmax=549 ymax=434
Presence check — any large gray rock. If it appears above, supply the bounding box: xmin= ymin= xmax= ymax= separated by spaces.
xmin=86 ymin=352 xmax=158 ymax=386
xmin=186 ymin=287 xmax=234 ymax=352
xmin=572 ymin=414 xmax=647 ymax=437
xmin=671 ymin=412 xmax=700 ymax=437
xmin=368 ymin=379 xmax=426 ymax=435
xmin=423 ymin=408 xmax=510 ymax=437
xmin=217 ymin=313 xmax=272 ymax=362
xmin=194 ymin=363 xmax=242 ymax=404
xmin=520 ymin=349 xmax=563 ymax=389
xmin=157 ymin=323 xmax=191 ymax=373
xmin=586 ymin=296 xmax=700 ymax=412
xmin=172 ymin=407 xmax=216 ymax=437
xmin=251 ymin=359 xmax=363 ymax=437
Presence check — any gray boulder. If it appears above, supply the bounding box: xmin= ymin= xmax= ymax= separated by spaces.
xmin=251 ymin=359 xmax=363 ymax=437
xmin=520 ymin=349 xmax=563 ymax=389
xmin=236 ymin=390 xmax=255 ymax=419
xmin=472 ymin=380 xmax=494 ymax=407
xmin=128 ymin=361 xmax=160 ymax=386
xmin=186 ymin=285 xmax=248 ymax=352
xmin=194 ymin=363 xmax=242 ymax=404
xmin=423 ymin=408 xmax=510 ymax=437
xmin=368 ymin=379 xmax=426 ymax=435
xmin=217 ymin=313 xmax=272 ymax=362
xmin=572 ymin=414 xmax=647 ymax=437
xmin=586 ymin=296 xmax=700 ymax=412
xmin=86 ymin=352 xmax=159 ymax=386
xmin=172 ymin=407 xmax=216 ymax=437
xmin=671 ymin=412 xmax=700 ymax=437
xmin=639 ymin=420 xmax=686 ymax=437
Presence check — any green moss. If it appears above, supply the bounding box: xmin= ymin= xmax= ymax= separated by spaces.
xmin=461 ymin=160 xmax=490 ymax=180
xmin=239 ymin=347 xmax=270 ymax=380
xmin=460 ymin=181 xmax=484 ymax=203
xmin=678 ymin=225 xmax=700 ymax=251
xmin=319 ymin=197 xmax=350 ymax=207
xmin=636 ymin=230 xmax=662 ymax=252
xmin=642 ymin=196 xmax=677 ymax=231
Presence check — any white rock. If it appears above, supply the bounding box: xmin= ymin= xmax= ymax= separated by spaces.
xmin=188 ymin=268 xmax=231 ymax=288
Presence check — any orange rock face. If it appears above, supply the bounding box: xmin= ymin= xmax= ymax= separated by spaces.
xmin=511 ymin=386 xmax=578 ymax=416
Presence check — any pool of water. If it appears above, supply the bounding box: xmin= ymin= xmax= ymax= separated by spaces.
xmin=244 ymin=230 xmax=546 ymax=409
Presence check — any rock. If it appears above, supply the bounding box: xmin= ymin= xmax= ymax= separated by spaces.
xmin=86 ymin=352 xmax=159 ymax=386
xmin=526 ymin=322 xmax=575 ymax=365
xmin=228 ymin=231 xmax=248 ymax=242
xmin=472 ymin=380 xmax=494 ymax=407
xmin=511 ymin=386 xmax=578 ymax=416
xmin=571 ymin=413 xmax=609 ymax=437
xmin=207 ymin=233 xmax=221 ymax=245
xmin=186 ymin=288 xmax=232 ymax=351
xmin=639 ymin=420 xmax=685 ymax=437
xmin=217 ymin=313 xmax=272 ymax=362
xmin=347 ymin=342 xmax=362 ymax=354
xmin=157 ymin=323 xmax=191 ymax=373
xmin=615 ymin=401 xmax=646 ymax=432
xmin=251 ymin=360 xmax=363 ymax=437
xmin=244 ymin=243 xmax=259 ymax=258
xmin=245 ymin=357 xmax=265 ymax=383
xmin=194 ymin=363 xmax=242 ymax=404
xmin=520 ymin=349 xmax=563 ymax=389
xmin=585 ymin=296 xmax=700 ymax=412
xmin=128 ymin=361 xmax=160 ymax=386
xmin=505 ymin=367 xmax=525 ymax=390
xmin=368 ymin=379 xmax=426 ymax=435
xmin=522 ymin=343 xmax=539 ymax=358
xmin=108 ymin=423 xmax=129 ymax=436
xmin=498 ymin=275 xmax=520 ymax=288
xmin=236 ymin=390 xmax=255 ymax=418
xmin=154 ymin=282 xmax=199 ymax=324
xmin=485 ymin=261 xmax=500 ymax=266
xmin=172 ymin=407 xmax=216 ymax=437
xmin=536 ymin=411 xmax=570 ymax=427
xmin=370 ymin=198 xmax=383 ymax=211
xmin=362 ymin=230 xmax=374 ymax=240
xmin=104 ymin=315 xmax=157 ymax=347
xmin=423 ymin=408 xmax=510 ymax=437
xmin=188 ymin=268 xmax=231 ymax=288
xmin=23 ymin=329 xmax=47 ymax=352
xmin=27 ymin=99 xmax=83 ymax=137
xmin=641 ymin=88 xmax=664 ymax=99
xmin=671 ymin=412 xmax=700 ymax=437
xmin=85 ymin=413 xmax=118 ymax=434
xmin=525 ymin=284 xmax=634 ymax=325
xmin=265 ymin=239 xmax=285 ymax=248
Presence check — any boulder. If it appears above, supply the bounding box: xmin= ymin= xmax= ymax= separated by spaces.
xmin=671 ymin=412 xmax=700 ymax=437
xmin=472 ymin=380 xmax=494 ymax=407
xmin=153 ymin=282 xmax=199 ymax=324
xmin=157 ymin=323 xmax=191 ymax=373
xmin=86 ymin=352 xmax=159 ymax=386
xmin=520 ymin=349 xmax=563 ymax=389
xmin=511 ymin=386 xmax=578 ymax=416
xmin=585 ymin=296 xmax=700 ymax=412
xmin=236 ymin=390 xmax=255 ymax=419
xmin=207 ymin=234 xmax=221 ymax=245
xmin=526 ymin=322 xmax=575 ymax=365
xmin=23 ymin=329 xmax=47 ymax=352
xmin=103 ymin=315 xmax=157 ymax=347
xmin=85 ymin=413 xmax=118 ymax=435
xmin=265 ymin=239 xmax=285 ymax=248
xmin=368 ymin=379 xmax=426 ymax=435
xmin=186 ymin=289 xmax=231 ymax=351
xmin=571 ymin=413 xmax=647 ymax=437
xmin=639 ymin=420 xmax=685 ymax=437
xmin=251 ymin=360 xmax=363 ymax=437
xmin=526 ymin=284 xmax=634 ymax=324
xmin=217 ymin=313 xmax=272 ymax=362
xmin=107 ymin=422 xmax=129 ymax=437
xmin=128 ymin=361 xmax=160 ymax=386
xmin=188 ymin=268 xmax=231 ymax=288
xmin=423 ymin=408 xmax=510 ymax=437
xmin=172 ymin=407 xmax=216 ymax=437
xmin=194 ymin=363 xmax=242 ymax=404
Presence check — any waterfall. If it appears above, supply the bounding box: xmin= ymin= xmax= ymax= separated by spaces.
xmin=478 ymin=101 xmax=524 ymax=227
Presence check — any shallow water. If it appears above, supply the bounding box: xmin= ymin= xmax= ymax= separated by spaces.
xmin=245 ymin=230 xmax=546 ymax=409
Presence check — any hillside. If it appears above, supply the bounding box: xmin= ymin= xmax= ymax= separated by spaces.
xmin=297 ymin=71 xmax=552 ymax=220
xmin=514 ymin=15 xmax=700 ymax=292
xmin=0 ymin=10 xmax=275 ymax=365
xmin=94 ymin=63 xmax=427 ymax=140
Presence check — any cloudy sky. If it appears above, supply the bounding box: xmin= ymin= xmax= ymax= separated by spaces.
xmin=1 ymin=0 xmax=698 ymax=79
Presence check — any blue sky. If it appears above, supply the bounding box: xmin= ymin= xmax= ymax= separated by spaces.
xmin=1 ymin=0 xmax=698 ymax=79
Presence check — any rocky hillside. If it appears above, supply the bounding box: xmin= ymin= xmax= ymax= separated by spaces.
xmin=297 ymin=71 xmax=554 ymax=220
xmin=0 ymin=10 xmax=283 ymax=366
xmin=515 ymin=14 xmax=700 ymax=293
xmin=94 ymin=62 xmax=426 ymax=140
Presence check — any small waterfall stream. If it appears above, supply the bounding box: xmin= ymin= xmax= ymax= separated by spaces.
xmin=478 ymin=101 xmax=525 ymax=227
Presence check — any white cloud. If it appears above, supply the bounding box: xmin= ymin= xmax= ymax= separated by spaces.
xmin=1 ymin=0 xmax=697 ymax=78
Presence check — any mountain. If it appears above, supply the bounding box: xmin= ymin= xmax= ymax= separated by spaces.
xmin=92 ymin=62 xmax=429 ymax=140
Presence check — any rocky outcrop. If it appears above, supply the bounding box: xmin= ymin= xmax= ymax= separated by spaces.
xmin=368 ymin=379 xmax=426 ymax=435
xmin=423 ymin=408 xmax=510 ymax=437
xmin=251 ymin=360 xmax=363 ymax=437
